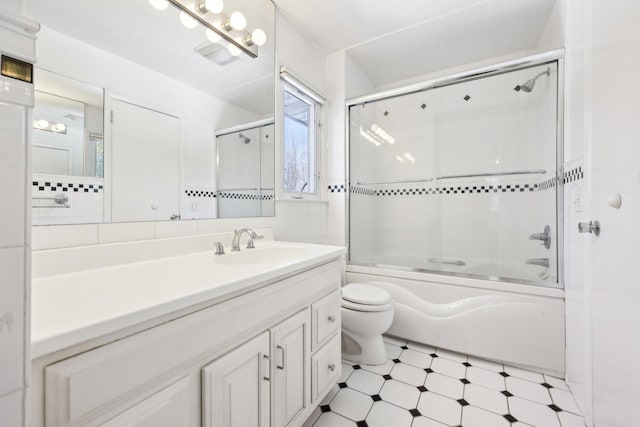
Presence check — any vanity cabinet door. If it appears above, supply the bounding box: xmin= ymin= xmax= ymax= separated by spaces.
xmin=202 ymin=332 xmax=271 ymax=427
xmin=100 ymin=376 xmax=191 ymax=427
xmin=271 ymin=309 xmax=311 ymax=427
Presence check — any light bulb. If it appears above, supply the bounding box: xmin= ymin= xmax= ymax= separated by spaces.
xmin=52 ymin=123 xmax=67 ymax=133
xmin=180 ymin=11 xmax=198 ymax=29
xmin=251 ymin=28 xmax=266 ymax=46
xmin=203 ymin=0 xmax=224 ymax=14
xmin=206 ymin=28 xmax=222 ymax=43
xmin=227 ymin=40 xmax=242 ymax=57
xmin=35 ymin=119 xmax=49 ymax=129
xmin=149 ymin=0 xmax=169 ymax=11
xmin=228 ymin=12 xmax=246 ymax=30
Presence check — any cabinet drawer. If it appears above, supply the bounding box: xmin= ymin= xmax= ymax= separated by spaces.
xmin=311 ymin=334 xmax=341 ymax=402
xmin=311 ymin=290 xmax=340 ymax=351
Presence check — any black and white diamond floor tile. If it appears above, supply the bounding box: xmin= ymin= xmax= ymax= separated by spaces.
xmin=303 ymin=336 xmax=586 ymax=427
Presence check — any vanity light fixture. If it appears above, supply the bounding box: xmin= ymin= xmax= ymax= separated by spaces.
xmin=33 ymin=119 xmax=67 ymax=134
xmin=149 ymin=0 xmax=169 ymax=11
xmin=164 ymin=0 xmax=262 ymax=58
xmin=200 ymin=0 xmax=224 ymax=14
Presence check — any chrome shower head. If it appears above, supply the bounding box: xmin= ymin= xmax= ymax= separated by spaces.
xmin=238 ymin=133 xmax=251 ymax=144
xmin=514 ymin=67 xmax=551 ymax=93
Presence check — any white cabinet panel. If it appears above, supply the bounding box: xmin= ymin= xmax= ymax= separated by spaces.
xmin=111 ymin=100 xmax=180 ymax=222
xmin=0 ymin=248 xmax=25 ymax=397
xmin=0 ymin=389 xmax=24 ymax=427
xmin=202 ymin=332 xmax=270 ymax=427
xmin=311 ymin=290 xmax=340 ymax=351
xmin=311 ymin=334 xmax=341 ymax=402
xmin=100 ymin=377 xmax=190 ymax=427
xmin=271 ymin=309 xmax=310 ymax=427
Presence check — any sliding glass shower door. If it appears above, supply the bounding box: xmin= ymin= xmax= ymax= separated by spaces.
xmin=349 ymin=62 xmax=561 ymax=286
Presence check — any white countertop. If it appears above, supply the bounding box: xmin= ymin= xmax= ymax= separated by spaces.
xmin=31 ymin=241 xmax=345 ymax=359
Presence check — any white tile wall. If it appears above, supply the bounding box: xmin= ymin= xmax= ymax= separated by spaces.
xmin=0 ymin=390 xmax=24 ymax=427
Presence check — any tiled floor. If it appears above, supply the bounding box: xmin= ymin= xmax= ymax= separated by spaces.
xmin=303 ymin=336 xmax=586 ymax=427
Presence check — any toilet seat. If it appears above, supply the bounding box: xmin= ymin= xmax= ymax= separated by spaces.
xmin=341 ymin=283 xmax=393 ymax=312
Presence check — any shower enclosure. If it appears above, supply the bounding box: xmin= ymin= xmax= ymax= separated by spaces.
xmin=348 ymin=59 xmax=562 ymax=287
xmin=216 ymin=121 xmax=275 ymax=218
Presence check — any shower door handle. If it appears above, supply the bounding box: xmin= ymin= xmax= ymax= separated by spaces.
xmin=578 ymin=220 xmax=600 ymax=236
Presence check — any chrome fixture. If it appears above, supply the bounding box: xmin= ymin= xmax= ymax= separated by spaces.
xmin=32 ymin=193 xmax=70 ymax=208
xmin=428 ymin=258 xmax=466 ymax=266
xmin=526 ymin=258 xmax=550 ymax=268
xmin=292 ymin=182 xmax=308 ymax=199
xmin=529 ymin=225 xmax=551 ymax=249
xmin=231 ymin=228 xmax=263 ymax=251
xmin=214 ymin=241 xmax=225 ymax=255
xmin=159 ymin=0 xmax=266 ymax=59
xmin=238 ymin=133 xmax=251 ymax=144
xmin=578 ymin=220 xmax=601 ymax=236
xmin=515 ymin=67 xmax=551 ymax=92
xmin=355 ymin=169 xmax=546 ymax=186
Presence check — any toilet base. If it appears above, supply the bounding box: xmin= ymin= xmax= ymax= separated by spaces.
xmin=341 ymin=331 xmax=388 ymax=365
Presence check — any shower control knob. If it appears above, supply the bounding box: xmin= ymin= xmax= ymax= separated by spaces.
xmin=328 ymin=363 xmax=336 ymax=372
xmin=578 ymin=220 xmax=601 ymax=236
xmin=327 ymin=315 xmax=336 ymax=323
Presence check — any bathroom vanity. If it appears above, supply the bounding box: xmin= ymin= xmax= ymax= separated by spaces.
xmin=29 ymin=238 xmax=344 ymax=427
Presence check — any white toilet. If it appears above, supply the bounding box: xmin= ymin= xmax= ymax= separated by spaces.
xmin=341 ymin=283 xmax=395 ymax=365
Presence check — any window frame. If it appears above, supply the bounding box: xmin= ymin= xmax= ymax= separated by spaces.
xmin=280 ymin=81 xmax=321 ymax=201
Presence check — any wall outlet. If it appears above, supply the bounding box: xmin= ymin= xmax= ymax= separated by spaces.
xmin=190 ymin=202 xmax=199 ymax=212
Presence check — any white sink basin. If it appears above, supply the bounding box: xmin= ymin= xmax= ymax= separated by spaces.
xmin=215 ymin=246 xmax=312 ymax=265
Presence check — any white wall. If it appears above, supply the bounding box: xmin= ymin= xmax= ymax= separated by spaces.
xmin=0 ymin=2 xmax=37 ymax=426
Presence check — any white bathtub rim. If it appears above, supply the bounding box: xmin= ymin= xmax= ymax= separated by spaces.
xmin=347 ymin=264 xmax=564 ymax=299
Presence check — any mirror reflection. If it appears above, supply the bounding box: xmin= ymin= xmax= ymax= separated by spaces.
xmin=27 ymin=0 xmax=275 ymax=225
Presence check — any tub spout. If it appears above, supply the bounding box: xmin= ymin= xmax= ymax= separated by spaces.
xmin=526 ymin=258 xmax=549 ymax=268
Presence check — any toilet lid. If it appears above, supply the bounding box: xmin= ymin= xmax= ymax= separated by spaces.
xmin=342 ymin=283 xmax=393 ymax=306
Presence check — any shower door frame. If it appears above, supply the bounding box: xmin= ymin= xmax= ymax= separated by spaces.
xmin=345 ymin=49 xmax=566 ymax=288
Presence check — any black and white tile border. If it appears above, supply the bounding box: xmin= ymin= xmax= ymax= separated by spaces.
xmin=304 ymin=336 xmax=586 ymax=427
xmin=185 ymin=189 xmax=217 ymax=198
xmin=329 ymin=184 xmax=346 ymax=193
xmin=349 ymin=166 xmax=585 ymax=198
xmin=32 ymin=180 xmax=103 ymax=193
xmin=218 ymin=192 xmax=274 ymax=200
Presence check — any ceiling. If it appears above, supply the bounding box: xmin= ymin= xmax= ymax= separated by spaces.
xmin=273 ymin=0 xmax=555 ymax=54
xmin=346 ymin=0 xmax=558 ymax=89
xmin=25 ymin=0 xmax=275 ymax=116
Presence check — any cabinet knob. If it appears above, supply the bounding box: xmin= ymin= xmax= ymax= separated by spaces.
xmin=328 ymin=363 xmax=336 ymax=372
xmin=327 ymin=315 xmax=336 ymax=323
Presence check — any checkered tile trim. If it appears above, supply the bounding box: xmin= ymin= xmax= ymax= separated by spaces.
xmin=218 ymin=192 xmax=274 ymax=200
xmin=564 ymin=166 xmax=583 ymax=183
xmin=349 ymin=167 xmax=585 ymax=197
xmin=185 ymin=189 xmax=216 ymax=198
xmin=328 ymin=184 xmax=346 ymax=193
xmin=32 ymin=180 xmax=103 ymax=193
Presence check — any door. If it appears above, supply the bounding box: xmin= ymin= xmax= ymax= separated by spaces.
xmin=271 ymin=309 xmax=310 ymax=427
xmin=588 ymin=2 xmax=640 ymax=426
xmin=202 ymin=332 xmax=271 ymax=427
xmin=100 ymin=377 xmax=190 ymax=427
xmin=111 ymin=99 xmax=180 ymax=221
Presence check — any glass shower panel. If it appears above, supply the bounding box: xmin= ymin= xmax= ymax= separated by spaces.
xmin=349 ymin=62 xmax=560 ymax=286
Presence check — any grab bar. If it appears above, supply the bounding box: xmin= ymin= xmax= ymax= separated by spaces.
xmin=32 ymin=193 xmax=71 ymax=208
xmin=355 ymin=169 xmax=547 ymax=186
xmin=428 ymin=258 xmax=466 ymax=266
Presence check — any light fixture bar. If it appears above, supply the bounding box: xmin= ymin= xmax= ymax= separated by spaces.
xmin=167 ymin=0 xmax=258 ymax=58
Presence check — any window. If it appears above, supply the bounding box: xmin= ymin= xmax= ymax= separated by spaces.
xmin=283 ymin=83 xmax=319 ymax=197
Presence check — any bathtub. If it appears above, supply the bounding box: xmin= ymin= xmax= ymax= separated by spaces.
xmin=346 ymin=264 xmax=565 ymax=376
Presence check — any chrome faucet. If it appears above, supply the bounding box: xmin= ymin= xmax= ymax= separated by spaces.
xmin=526 ymin=258 xmax=550 ymax=268
xmin=529 ymin=225 xmax=551 ymax=249
xmin=231 ymin=228 xmax=263 ymax=251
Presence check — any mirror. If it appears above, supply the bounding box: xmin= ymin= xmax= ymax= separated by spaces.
xmin=26 ymin=0 xmax=275 ymax=225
